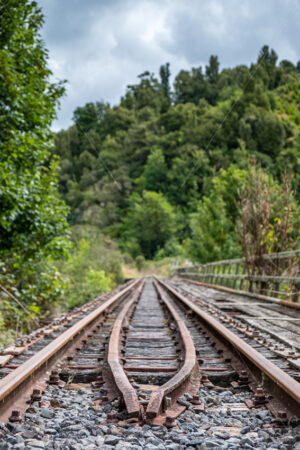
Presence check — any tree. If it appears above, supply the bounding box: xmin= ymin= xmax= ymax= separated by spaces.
xmin=205 ymin=55 xmax=220 ymax=84
xmin=0 ymin=1 xmax=70 ymax=319
xmin=159 ymin=62 xmax=171 ymax=111
xmin=188 ymin=195 xmax=240 ymax=263
xmin=174 ymin=67 xmax=207 ymax=105
xmin=238 ymin=163 xmax=299 ymax=289
xmin=52 ymin=45 xmax=300 ymax=273
xmin=187 ymin=166 xmax=245 ymax=262
xmin=120 ymin=191 xmax=175 ymax=259
xmin=73 ymin=102 xmax=107 ymax=136
xmin=139 ymin=148 xmax=168 ymax=193
xmin=257 ymin=45 xmax=281 ymax=89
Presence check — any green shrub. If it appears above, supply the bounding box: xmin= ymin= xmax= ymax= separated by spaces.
xmin=135 ymin=255 xmax=145 ymax=271
xmin=58 ymin=226 xmax=124 ymax=309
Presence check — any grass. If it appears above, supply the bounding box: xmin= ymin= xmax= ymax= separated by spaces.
xmin=123 ymin=257 xmax=173 ymax=279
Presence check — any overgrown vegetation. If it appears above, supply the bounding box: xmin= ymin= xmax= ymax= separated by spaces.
xmin=1 ymin=0 xmax=300 ymax=343
xmin=54 ymin=46 xmax=300 ymax=263
xmin=239 ymin=163 xmax=299 ymax=283
xmin=57 ymin=225 xmax=124 ymax=309
xmin=0 ymin=0 xmax=71 ymax=340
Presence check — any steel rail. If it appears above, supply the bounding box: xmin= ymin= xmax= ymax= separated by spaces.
xmin=0 ymin=278 xmax=140 ymax=417
xmin=159 ymin=278 xmax=300 ymax=416
xmin=175 ymin=277 xmax=300 ymax=309
xmin=107 ymin=280 xmax=144 ymax=417
xmin=146 ymin=279 xmax=198 ymax=419
xmin=106 ymin=278 xmax=198 ymax=421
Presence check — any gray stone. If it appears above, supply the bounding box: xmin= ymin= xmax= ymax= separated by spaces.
xmin=44 ymin=428 xmax=57 ymax=435
xmin=213 ymin=431 xmax=230 ymax=440
xmin=78 ymin=429 xmax=90 ymax=437
xmin=145 ymin=445 xmax=164 ymax=450
xmin=144 ymin=430 xmax=155 ymax=438
xmin=115 ymin=441 xmax=135 ymax=450
xmin=39 ymin=409 xmax=55 ymax=420
xmin=219 ymin=391 xmax=232 ymax=397
xmin=227 ymin=437 xmax=240 ymax=445
xmin=95 ymin=436 xmax=104 ymax=446
xmin=200 ymin=440 xmax=221 ymax=449
xmin=240 ymin=437 xmax=255 ymax=446
xmin=177 ymin=397 xmax=191 ymax=408
xmin=146 ymin=437 xmax=162 ymax=446
xmin=165 ymin=444 xmax=180 ymax=449
xmin=104 ymin=435 xmax=120 ymax=445
xmin=258 ymin=430 xmax=270 ymax=441
xmin=25 ymin=440 xmax=45 ymax=449
xmin=240 ymin=425 xmax=251 ymax=434
xmin=282 ymin=435 xmax=295 ymax=445
xmin=256 ymin=410 xmax=271 ymax=420
xmin=6 ymin=436 xmax=18 ymax=445
xmin=189 ymin=439 xmax=203 ymax=446
xmin=26 ymin=407 xmax=38 ymax=414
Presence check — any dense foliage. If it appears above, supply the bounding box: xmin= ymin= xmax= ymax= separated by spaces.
xmin=57 ymin=225 xmax=124 ymax=310
xmin=54 ymin=47 xmax=300 ymax=262
xmin=1 ymin=0 xmax=299 ymax=342
xmin=0 ymin=0 xmax=70 ymax=331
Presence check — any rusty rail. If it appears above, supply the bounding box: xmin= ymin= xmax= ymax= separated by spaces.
xmin=107 ymin=280 xmax=144 ymax=417
xmin=0 ymin=278 xmax=140 ymax=421
xmin=106 ymin=278 xmax=199 ymax=422
xmin=158 ymin=278 xmax=300 ymax=418
xmin=146 ymin=279 xmax=198 ymax=419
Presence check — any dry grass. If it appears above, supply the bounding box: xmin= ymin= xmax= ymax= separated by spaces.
xmin=123 ymin=258 xmax=172 ymax=279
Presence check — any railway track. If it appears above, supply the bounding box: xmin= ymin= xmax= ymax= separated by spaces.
xmin=0 ymin=277 xmax=300 ymax=448
xmin=171 ymin=277 xmax=300 ymax=373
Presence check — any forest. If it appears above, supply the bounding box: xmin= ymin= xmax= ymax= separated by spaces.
xmin=0 ymin=0 xmax=299 ymax=343
xmin=54 ymin=47 xmax=300 ymax=260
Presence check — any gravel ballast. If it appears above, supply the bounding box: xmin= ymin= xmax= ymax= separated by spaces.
xmin=1 ymin=383 xmax=299 ymax=449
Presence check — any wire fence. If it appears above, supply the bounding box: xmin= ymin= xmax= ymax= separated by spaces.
xmin=173 ymin=250 xmax=300 ymax=302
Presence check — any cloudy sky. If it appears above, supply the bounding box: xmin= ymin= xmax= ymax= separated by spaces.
xmin=38 ymin=0 xmax=300 ymax=131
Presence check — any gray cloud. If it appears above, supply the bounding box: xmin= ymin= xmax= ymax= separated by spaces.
xmin=38 ymin=0 xmax=300 ymax=131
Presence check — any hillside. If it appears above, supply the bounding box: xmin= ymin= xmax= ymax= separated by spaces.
xmin=54 ymin=46 xmax=299 ymax=263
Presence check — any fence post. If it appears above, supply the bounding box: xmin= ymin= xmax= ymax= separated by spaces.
xmin=233 ymin=263 xmax=240 ymax=289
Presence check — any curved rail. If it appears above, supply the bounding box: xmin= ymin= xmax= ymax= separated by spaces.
xmin=146 ymin=279 xmax=198 ymax=419
xmin=107 ymin=280 xmax=144 ymax=417
xmin=106 ymin=278 xmax=198 ymax=422
xmin=159 ymin=278 xmax=300 ymax=417
xmin=0 ymin=278 xmax=140 ymax=421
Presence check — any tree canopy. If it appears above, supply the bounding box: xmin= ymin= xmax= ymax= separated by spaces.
xmin=54 ymin=45 xmax=299 ymax=261
xmin=0 ymin=0 xmax=70 ymax=320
